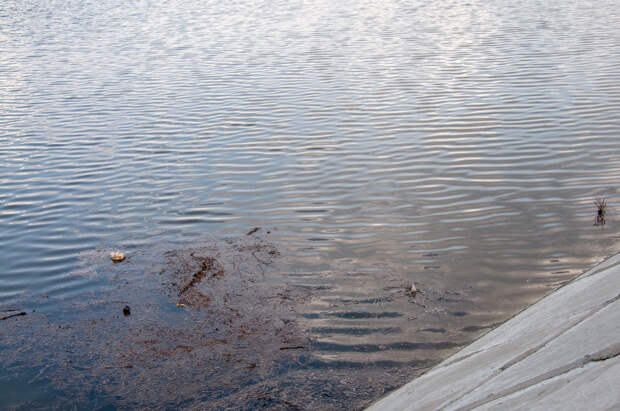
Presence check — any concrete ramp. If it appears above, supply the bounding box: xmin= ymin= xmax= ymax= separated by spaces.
xmin=368 ymin=253 xmax=620 ymax=411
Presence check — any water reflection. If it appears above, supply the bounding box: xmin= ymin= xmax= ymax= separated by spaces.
xmin=1 ymin=0 xmax=619 ymax=408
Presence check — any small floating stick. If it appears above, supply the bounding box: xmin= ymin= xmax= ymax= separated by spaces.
xmin=0 ymin=311 xmax=26 ymax=321
xmin=247 ymin=227 xmax=261 ymax=236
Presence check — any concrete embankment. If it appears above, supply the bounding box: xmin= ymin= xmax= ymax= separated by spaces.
xmin=368 ymin=253 xmax=620 ymax=410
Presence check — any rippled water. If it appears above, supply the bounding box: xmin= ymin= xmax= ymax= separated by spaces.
xmin=1 ymin=0 xmax=619 ymax=408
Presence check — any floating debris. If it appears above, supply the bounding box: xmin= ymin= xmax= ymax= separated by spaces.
xmin=408 ymin=283 xmax=427 ymax=307
xmin=247 ymin=227 xmax=261 ymax=236
xmin=177 ymin=256 xmax=224 ymax=302
xmin=0 ymin=311 xmax=26 ymax=321
xmin=3 ymin=235 xmax=480 ymax=410
xmin=123 ymin=306 xmax=131 ymax=316
xmin=594 ymin=198 xmax=607 ymax=226
xmin=110 ymin=251 xmax=126 ymax=262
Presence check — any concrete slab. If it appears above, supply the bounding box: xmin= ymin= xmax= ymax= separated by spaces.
xmin=367 ymin=253 xmax=620 ymax=411
xmin=476 ymin=355 xmax=620 ymax=411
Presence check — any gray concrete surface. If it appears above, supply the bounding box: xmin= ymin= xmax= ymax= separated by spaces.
xmin=368 ymin=253 xmax=620 ymax=411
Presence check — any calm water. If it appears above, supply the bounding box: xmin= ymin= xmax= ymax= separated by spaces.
xmin=1 ymin=0 xmax=619 ymax=408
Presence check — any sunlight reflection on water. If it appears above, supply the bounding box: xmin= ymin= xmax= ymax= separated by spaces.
xmin=1 ymin=0 xmax=619 ymax=408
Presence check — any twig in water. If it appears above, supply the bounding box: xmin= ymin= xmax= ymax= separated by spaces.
xmin=247 ymin=227 xmax=261 ymax=236
xmin=178 ymin=257 xmax=223 ymax=296
xmin=1 ymin=312 xmax=26 ymax=321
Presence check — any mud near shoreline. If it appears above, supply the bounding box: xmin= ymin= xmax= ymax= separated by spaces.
xmin=0 ymin=232 xmax=484 ymax=410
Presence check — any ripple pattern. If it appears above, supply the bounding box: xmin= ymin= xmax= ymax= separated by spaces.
xmin=1 ymin=0 xmax=620 ymax=405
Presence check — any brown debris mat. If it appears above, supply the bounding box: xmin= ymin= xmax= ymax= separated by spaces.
xmin=0 ymin=234 xmax=480 ymax=410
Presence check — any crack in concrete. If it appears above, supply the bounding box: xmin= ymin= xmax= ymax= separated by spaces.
xmin=439 ymin=349 xmax=484 ymax=369
xmin=587 ymin=342 xmax=620 ymax=362
xmin=440 ymin=287 xmax=620 ymax=410
xmin=584 ymin=259 xmax=620 ymax=279
xmin=454 ymin=342 xmax=620 ymax=411
xmin=499 ymin=291 xmax=620 ymax=372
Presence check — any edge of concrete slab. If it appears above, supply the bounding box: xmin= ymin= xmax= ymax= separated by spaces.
xmin=367 ymin=252 xmax=620 ymax=411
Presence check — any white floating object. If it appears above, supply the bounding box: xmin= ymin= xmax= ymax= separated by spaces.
xmin=110 ymin=251 xmax=126 ymax=262
xmin=410 ymin=283 xmax=417 ymax=298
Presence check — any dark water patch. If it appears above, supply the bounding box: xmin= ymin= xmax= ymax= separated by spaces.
xmin=196 ymin=359 xmax=437 ymax=410
xmin=0 ymin=236 xmax=314 ymax=410
xmin=326 ymin=311 xmax=403 ymax=319
xmin=1 ymin=235 xmax=482 ymax=410
xmin=304 ymin=359 xmax=438 ymax=371
xmin=422 ymin=327 xmax=447 ymax=333
xmin=0 ymin=236 xmax=485 ymax=409
xmin=0 ymin=366 xmax=64 ymax=410
xmin=312 ymin=341 xmax=465 ymax=353
xmin=335 ymin=296 xmax=395 ymax=304
xmin=461 ymin=322 xmax=503 ymax=333
xmin=311 ymin=327 xmax=402 ymax=336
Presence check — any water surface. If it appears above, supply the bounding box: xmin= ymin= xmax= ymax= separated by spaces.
xmin=1 ymin=0 xmax=619 ymax=409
